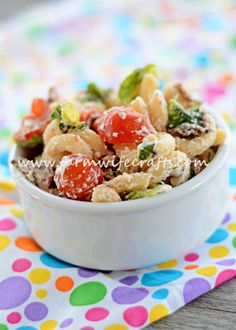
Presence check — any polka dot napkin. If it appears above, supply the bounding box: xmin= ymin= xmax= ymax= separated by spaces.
xmin=0 ymin=0 xmax=236 ymax=329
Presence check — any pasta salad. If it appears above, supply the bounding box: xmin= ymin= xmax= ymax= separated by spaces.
xmin=12 ymin=65 xmax=226 ymax=202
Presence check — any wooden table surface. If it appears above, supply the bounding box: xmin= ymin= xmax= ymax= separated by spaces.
xmin=1 ymin=1 xmax=236 ymax=329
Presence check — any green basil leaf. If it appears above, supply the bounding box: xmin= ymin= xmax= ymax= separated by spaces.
xmin=139 ymin=142 xmax=155 ymax=160
xmin=81 ymin=82 xmax=111 ymax=103
xmin=168 ymin=99 xmax=201 ymax=128
xmin=118 ymin=64 xmax=158 ymax=104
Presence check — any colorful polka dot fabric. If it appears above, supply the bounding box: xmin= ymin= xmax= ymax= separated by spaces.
xmin=0 ymin=0 xmax=236 ymax=329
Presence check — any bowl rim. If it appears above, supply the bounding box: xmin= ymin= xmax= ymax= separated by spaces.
xmin=10 ymin=110 xmax=230 ymax=213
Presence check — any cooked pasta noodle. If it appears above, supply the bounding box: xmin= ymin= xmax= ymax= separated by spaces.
xmin=114 ymin=143 xmax=139 ymax=173
xmin=148 ymin=90 xmax=168 ymax=131
xmin=131 ymin=96 xmax=149 ymax=117
xmin=140 ymin=132 xmax=175 ymax=157
xmin=91 ymin=184 xmax=121 ymax=202
xmin=139 ymin=73 xmax=158 ymax=104
xmin=106 ymin=172 xmax=151 ymax=193
xmin=43 ymin=119 xmax=62 ymax=145
xmin=42 ymin=134 xmax=92 ymax=164
xmin=147 ymin=150 xmax=188 ymax=186
xmin=76 ymin=129 xmax=107 ymax=158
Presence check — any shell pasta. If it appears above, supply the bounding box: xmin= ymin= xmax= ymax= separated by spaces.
xmin=13 ymin=64 xmax=226 ymax=202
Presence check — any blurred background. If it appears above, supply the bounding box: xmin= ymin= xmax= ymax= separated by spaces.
xmin=0 ymin=0 xmax=236 ymax=188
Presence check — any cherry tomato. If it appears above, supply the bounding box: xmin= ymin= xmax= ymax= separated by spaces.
xmin=14 ymin=99 xmax=50 ymax=145
xmin=32 ymin=98 xmax=48 ymax=117
xmin=54 ymin=154 xmax=104 ymax=201
xmin=99 ymin=107 xmax=154 ymax=144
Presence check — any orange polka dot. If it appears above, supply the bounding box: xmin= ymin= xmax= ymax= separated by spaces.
xmin=233 ymin=194 xmax=236 ymax=201
xmin=0 ymin=197 xmax=16 ymax=205
xmin=15 ymin=236 xmax=42 ymax=252
xmin=218 ymin=73 xmax=234 ymax=86
xmin=55 ymin=276 xmax=74 ymax=292
xmin=185 ymin=264 xmax=198 ymax=270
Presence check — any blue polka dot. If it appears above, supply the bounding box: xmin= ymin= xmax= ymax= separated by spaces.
xmin=229 ymin=167 xmax=236 ymax=186
xmin=194 ymin=52 xmax=210 ymax=68
xmin=206 ymin=228 xmax=228 ymax=244
xmin=152 ymin=288 xmax=169 ymax=299
xmin=16 ymin=327 xmax=37 ymax=330
xmin=40 ymin=253 xmax=74 ymax=268
xmin=141 ymin=270 xmax=183 ymax=286
xmin=0 ymin=149 xmax=9 ymax=167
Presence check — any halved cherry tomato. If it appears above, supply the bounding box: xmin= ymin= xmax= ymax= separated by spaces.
xmin=14 ymin=98 xmax=50 ymax=145
xmin=54 ymin=154 xmax=104 ymax=201
xmin=99 ymin=107 xmax=154 ymax=144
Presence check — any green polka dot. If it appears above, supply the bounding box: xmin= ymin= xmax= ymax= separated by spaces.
xmin=12 ymin=72 xmax=26 ymax=84
xmin=58 ymin=41 xmax=77 ymax=55
xmin=69 ymin=281 xmax=107 ymax=306
xmin=0 ymin=324 xmax=8 ymax=330
xmin=232 ymin=236 xmax=236 ymax=248
xmin=229 ymin=121 xmax=236 ymax=132
xmin=0 ymin=128 xmax=12 ymax=137
xmin=143 ymin=16 xmax=158 ymax=27
xmin=230 ymin=35 xmax=236 ymax=49
xmin=27 ymin=24 xmax=46 ymax=38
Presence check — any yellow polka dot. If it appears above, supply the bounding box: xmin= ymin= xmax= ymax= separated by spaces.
xmin=40 ymin=320 xmax=58 ymax=330
xmin=150 ymin=304 xmax=169 ymax=323
xmin=228 ymin=223 xmax=236 ymax=232
xmin=104 ymin=325 xmax=129 ymax=330
xmin=0 ymin=181 xmax=17 ymax=192
xmin=222 ymin=112 xmax=232 ymax=122
xmin=196 ymin=266 xmax=217 ymax=277
xmin=0 ymin=234 xmax=10 ymax=251
xmin=209 ymin=246 xmax=229 ymax=258
xmin=36 ymin=289 xmax=48 ymax=299
xmin=29 ymin=268 xmax=51 ymax=284
xmin=10 ymin=207 xmax=24 ymax=218
xmin=157 ymin=259 xmax=177 ymax=269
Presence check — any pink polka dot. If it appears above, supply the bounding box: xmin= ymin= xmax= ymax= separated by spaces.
xmin=7 ymin=311 xmax=22 ymax=324
xmin=0 ymin=218 xmax=16 ymax=231
xmin=80 ymin=327 xmax=94 ymax=330
xmin=123 ymin=306 xmax=148 ymax=327
xmin=215 ymin=270 xmax=236 ymax=287
xmin=12 ymin=259 xmax=32 ymax=272
xmin=184 ymin=253 xmax=199 ymax=262
xmin=85 ymin=307 xmax=109 ymax=322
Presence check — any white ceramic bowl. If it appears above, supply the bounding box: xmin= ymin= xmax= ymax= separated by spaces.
xmin=10 ymin=111 xmax=230 ymax=270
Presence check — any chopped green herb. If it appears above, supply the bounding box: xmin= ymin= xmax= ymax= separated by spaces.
xmin=168 ymin=99 xmax=201 ymax=128
xmin=118 ymin=64 xmax=158 ymax=104
xmin=51 ymin=105 xmax=62 ymax=121
xmin=139 ymin=142 xmax=155 ymax=160
xmin=124 ymin=184 xmax=171 ymax=200
xmin=81 ymin=82 xmax=111 ymax=103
